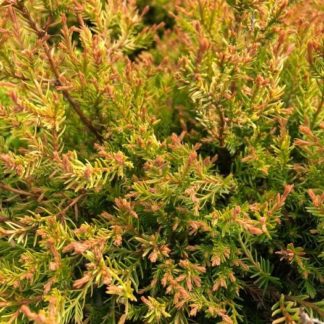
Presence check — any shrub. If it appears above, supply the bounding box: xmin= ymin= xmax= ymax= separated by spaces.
xmin=0 ymin=0 xmax=323 ymax=323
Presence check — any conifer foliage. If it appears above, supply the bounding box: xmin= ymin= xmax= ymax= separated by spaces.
xmin=0 ymin=0 xmax=323 ymax=323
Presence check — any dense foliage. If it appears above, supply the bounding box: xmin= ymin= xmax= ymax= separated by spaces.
xmin=0 ymin=0 xmax=323 ymax=323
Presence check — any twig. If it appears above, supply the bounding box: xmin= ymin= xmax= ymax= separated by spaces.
xmin=287 ymin=296 xmax=324 ymax=319
xmin=245 ymin=282 xmax=324 ymax=319
xmin=56 ymin=193 xmax=86 ymax=219
xmin=0 ymin=214 xmax=27 ymax=227
xmin=215 ymin=103 xmax=226 ymax=147
xmin=0 ymin=296 xmax=43 ymax=308
xmin=312 ymin=87 xmax=323 ymax=127
xmin=0 ymin=182 xmax=35 ymax=197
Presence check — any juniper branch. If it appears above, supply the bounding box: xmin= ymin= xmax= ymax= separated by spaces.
xmin=0 ymin=182 xmax=35 ymax=197
xmin=55 ymin=193 xmax=86 ymax=219
xmin=13 ymin=2 xmax=103 ymax=143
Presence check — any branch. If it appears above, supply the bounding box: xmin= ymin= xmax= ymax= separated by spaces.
xmin=245 ymin=283 xmax=324 ymax=319
xmin=0 ymin=182 xmax=35 ymax=197
xmin=55 ymin=193 xmax=86 ymax=219
xmin=0 ymin=214 xmax=26 ymax=227
xmin=14 ymin=2 xmax=103 ymax=143
xmin=287 ymin=296 xmax=324 ymax=319
xmin=312 ymin=88 xmax=323 ymax=128
xmin=214 ymin=102 xmax=226 ymax=147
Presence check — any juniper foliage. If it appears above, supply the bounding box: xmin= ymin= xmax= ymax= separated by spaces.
xmin=0 ymin=0 xmax=323 ymax=323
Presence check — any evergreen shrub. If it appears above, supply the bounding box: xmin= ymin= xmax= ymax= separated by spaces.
xmin=0 ymin=0 xmax=323 ymax=323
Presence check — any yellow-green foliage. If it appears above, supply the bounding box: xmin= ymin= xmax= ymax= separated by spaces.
xmin=0 ymin=0 xmax=323 ymax=323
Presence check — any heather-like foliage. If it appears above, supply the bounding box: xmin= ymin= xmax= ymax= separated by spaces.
xmin=0 ymin=0 xmax=323 ymax=323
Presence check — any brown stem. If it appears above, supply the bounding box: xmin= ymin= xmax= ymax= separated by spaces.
xmin=0 ymin=182 xmax=35 ymax=197
xmin=56 ymin=193 xmax=86 ymax=219
xmin=215 ymin=103 xmax=226 ymax=147
xmin=0 ymin=214 xmax=27 ymax=227
xmin=312 ymin=89 xmax=323 ymax=127
xmin=14 ymin=3 xmax=103 ymax=143
xmin=286 ymin=296 xmax=324 ymax=318
xmin=245 ymin=283 xmax=324 ymax=319
xmin=0 ymin=296 xmax=43 ymax=308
